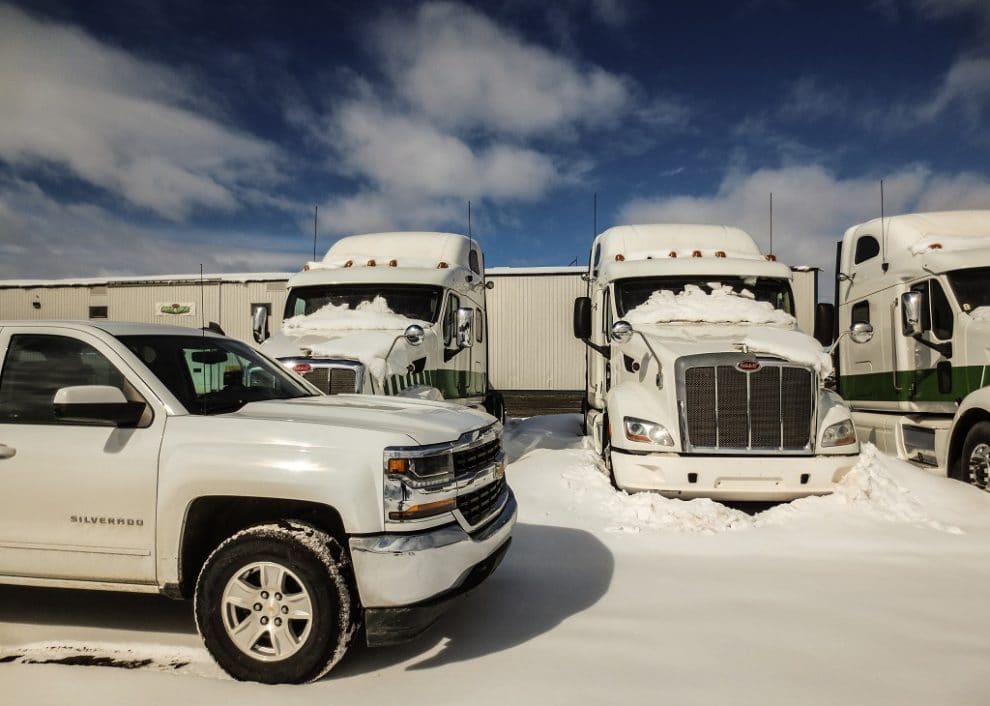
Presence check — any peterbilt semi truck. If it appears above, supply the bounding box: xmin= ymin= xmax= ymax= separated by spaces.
xmin=829 ymin=210 xmax=990 ymax=488
xmin=573 ymin=224 xmax=859 ymax=501
xmin=255 ymin=232 xmax=505 ymax=421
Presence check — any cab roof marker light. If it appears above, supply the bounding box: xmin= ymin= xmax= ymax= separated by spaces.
xmin=715 ymin=250 xmax=726 ymax=258
xmin=615 ymin=253 xmax=625 ymax=262
xmin=766 ymin=254 xmax=777 ymax=261
xmin=929 ymin=243 xmax=943 ymax=250
xmin=437 ymin=261 xmax=449 ymax=269
xmin=343 ymin=260 xmax=353 ymax=268
xmin=692 ymin=250 xmax=702 ymax=258
xmin=389 ymin=259 xmax=398 ymax=267
xmin=668 ymin=251 xmax=678 ymax=258
xmin=367 ymin=259 xmax=376 ymax=266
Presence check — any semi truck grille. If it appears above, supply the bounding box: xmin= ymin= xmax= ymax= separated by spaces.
xmin=681 ymin=359 xmax=814 ymax=453
xmin=453 ymin=438 xmax=501 ymax=476
xmin=302 ymin=367 xmax=358 ymax=395
xmin=458 ymin=477 xmax=505 ymax=526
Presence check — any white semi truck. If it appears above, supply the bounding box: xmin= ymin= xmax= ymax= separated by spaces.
xmin=573 ymin=224 xmax=859 ymax=501
xmin=830 ymin=210 xmax=990 ymax=487
xmin=255 ymin=232 xmax=505 ymax=420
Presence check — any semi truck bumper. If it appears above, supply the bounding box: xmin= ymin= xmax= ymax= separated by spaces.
xmin=611 ymin=450 xmax=858 ymax=501
xmin=350 ymin=488 xmax=517 ymax=645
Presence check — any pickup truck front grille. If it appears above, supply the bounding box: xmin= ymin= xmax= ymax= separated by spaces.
xmin=453 ymin=438 xmax=501 ymax=476
xmin=458 ymin=477 xmax=505 ymax=526
xmin=680 ymin=358 xmax=815 ymax=454
xmin=301 ymin=366 xmax=357 ymax=395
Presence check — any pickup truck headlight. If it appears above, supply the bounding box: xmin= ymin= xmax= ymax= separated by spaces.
xmin=624 ymin=417 xmax=674 ymax=446
xmin=821 ymin=419 xmax=857 ymax=447
xmin=383 ymin=445 xmax=457 ymax=522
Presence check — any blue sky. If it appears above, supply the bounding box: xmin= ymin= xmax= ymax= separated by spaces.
xmin=1 ymin=0 xmax=989 ymax=291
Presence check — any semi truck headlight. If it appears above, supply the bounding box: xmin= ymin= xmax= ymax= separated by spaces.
xmin=821 ymin=419 xmax=857 ymax=447
xmin=624 ymin=417 xmax=674 ymax=446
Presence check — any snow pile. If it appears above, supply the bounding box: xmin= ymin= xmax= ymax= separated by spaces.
xmin=624 ymin=285 xmax=795 ymax=326
xmin=282 ymin=296 xmax=427 ymax=381
xmin=969 ymin=306 xmax=990 ymax=322
xmin=739 ymin=327 xmax=834 ymax=376
xmin=910 ymin=234 xmax=990 ymax=255
xmin=282 ymin=296 xmax=426 ymax=333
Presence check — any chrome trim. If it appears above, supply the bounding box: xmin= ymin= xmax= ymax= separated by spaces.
xmin=676 ymin=353 xmax=817 ymax=456
xmin=278 ymin=357 xmax=366 ymax=394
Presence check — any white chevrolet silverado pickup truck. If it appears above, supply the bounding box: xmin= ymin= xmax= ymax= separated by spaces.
xmin=0 ymin=321 xmax=515 ymax=684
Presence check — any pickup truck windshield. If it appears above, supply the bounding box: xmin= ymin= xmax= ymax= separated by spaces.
xmin=946 ymin=268 xmax=990 ymax=313
xmin=119 ymin=335 xmax=315 ymax=415
xmin=614 ymin=276 xmax=795 ymax=317
xmin=285 ymin=285 xmax=443 ymax=323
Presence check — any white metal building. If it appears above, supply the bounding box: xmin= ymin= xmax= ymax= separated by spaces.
xmin=0 ymin=267 xmax=818 ymax=392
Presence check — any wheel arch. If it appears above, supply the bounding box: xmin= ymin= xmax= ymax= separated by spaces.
xmin=175 ymin=496 xmax=347 ymax=599
xmin=948 ymin=409 xmax=990 ymax=480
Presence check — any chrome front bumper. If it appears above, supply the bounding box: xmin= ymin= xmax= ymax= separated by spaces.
xmin=349 ymin=487 xmax=517 ymax=609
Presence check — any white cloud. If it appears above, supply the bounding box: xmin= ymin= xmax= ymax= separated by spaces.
xmin=0 ymin=178 xmax=305 ymax=279
xmin=617 ymin=164 xmax=990 ymax=297
xmin=917 ymin=57 xmax=990 ymax=124
xmin=0 ymin=4 xmax=280 ymax=221
xmin=375 ymin=2 xmax=632 ymax=137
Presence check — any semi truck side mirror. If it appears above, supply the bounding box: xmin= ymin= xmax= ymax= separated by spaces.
xmin=610 ymin=320 xmax=634 ymax=344
xmin=252 ymin=306 xmax=270 ymax=343
xmin=849 ymin=321 xmax=874 ymax=344
xmin=813 ymin=303 xmax=835 ymax=347
xmin=901 ymin=291 xmax=925 ymax=337
xmin=573 ymin=297 xmax=591 ymax=339
xmin=404 ymin=324 xmax=425 ymax=346
xmin=455 ymin=307 xmax=474 ymax=348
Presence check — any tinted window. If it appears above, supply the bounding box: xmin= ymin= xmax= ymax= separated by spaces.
xmin=930 ymin=280 xmax=954 ymax=340
xmin=946 ymin=267 xmax=990 ymax=313
xmin=475 ymin=308 xmax=483 ymax=343
xmin=284 ymin=285 xmax=442 ymax=323
xmin=855 ymin=236 xmax=880 ymax=264
xmin=469 ymin=249 xmax=481 ymax=274
xmin=613 ymin=276 xmax=795 ymax=318
xmin=0 ymin=334 xmax=127 ymax=424
xmin=443 ymin=293 xmax=461 ymax=346
xmin=120 ymin=335 xmax=313 ymax=415
xmin=851 ymin=300 xmax=870 ymax=324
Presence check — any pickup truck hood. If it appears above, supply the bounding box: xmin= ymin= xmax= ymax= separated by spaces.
xmin=633 ymin=323 xmax=832 ymax=375
xmin=227 ymin=394 xmax=494 ymax=446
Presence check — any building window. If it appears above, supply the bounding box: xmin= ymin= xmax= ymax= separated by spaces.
xmin=88 ymin=306 xmax=108 ymax=319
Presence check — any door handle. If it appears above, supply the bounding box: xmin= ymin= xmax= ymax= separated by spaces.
xmin=0 ymin=444 xmax=16 ymax=460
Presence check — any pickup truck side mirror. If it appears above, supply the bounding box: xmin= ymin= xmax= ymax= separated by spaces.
xmin=813 ymin=303 xmax=835 ymax=347
xmin=455 ymin=307 xmax=474 ymax=348
xmin=901 ymin=291 xmax=925 ymax=337
xmin=573 ymin=297 xmax=591 ymax=340
xmin=252 ymin=306 xmax=270 ymax=344
xmin=53 ymin=385 xmax=147 ymax=427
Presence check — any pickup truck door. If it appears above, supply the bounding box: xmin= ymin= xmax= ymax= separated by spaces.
xmin=0 ymin=327 xmax=163 ymax=583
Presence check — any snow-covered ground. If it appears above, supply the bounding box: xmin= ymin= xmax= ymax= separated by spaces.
xmin=3 ymin=414 xmax=990 ymax=705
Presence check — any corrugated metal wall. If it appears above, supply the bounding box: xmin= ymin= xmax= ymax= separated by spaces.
xmin=486 ymin=272 xmax=586 ymax=391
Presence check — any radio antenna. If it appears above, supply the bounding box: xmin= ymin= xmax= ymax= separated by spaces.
xmin=880 ymin=179 xmax=889 ymax=273
xmin=468 ymin=200 xmax=472 ymax=237
xmin=769 ymin=192 xmax=774 ymax=256
xmin=313 ymin=205 xmax=318 ymax=260
xmin=593 ymin=192 xmax=598 ymax=236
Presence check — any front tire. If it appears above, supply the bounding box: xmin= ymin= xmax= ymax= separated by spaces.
xmin=961 ymin=421 xmax=990 ymax=490
xmin=194 ymin=521 xmax=356 ymax=684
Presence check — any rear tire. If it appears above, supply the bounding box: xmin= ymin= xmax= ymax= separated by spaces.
xmin=961 ymin=422 xmax=990 ymax=490
xmin=194 ymin=521 xmax=357 ymax=684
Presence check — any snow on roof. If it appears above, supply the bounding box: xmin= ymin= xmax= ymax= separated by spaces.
xmin=596 ymin=224 xmax=765 ymax=265
xmin=0 ymin=273 xmax=293 ymax=289
xmin=624 ymin=284 xmax=796 ymax=326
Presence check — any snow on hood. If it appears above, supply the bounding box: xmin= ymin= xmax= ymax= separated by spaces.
xmin=969 ymin=306 xmax=990 ymax=322
xmin=738 ymin=327 xmax=834 ymax=377
xmin=280 ymin=296 xmax=428 ymax=381
xmin=624 ymin=285 xmax=795 ymax=326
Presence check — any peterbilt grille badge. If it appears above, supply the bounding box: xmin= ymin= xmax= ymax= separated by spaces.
xmin=736 ymin=359 xmax=762 ymax=373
